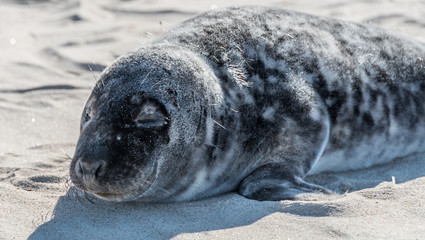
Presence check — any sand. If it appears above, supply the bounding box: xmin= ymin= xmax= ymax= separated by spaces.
xmin=1 ymin=0 xmax=425 ymax=239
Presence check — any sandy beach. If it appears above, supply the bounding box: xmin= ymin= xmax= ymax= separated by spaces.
xmin=1 ymin=0 xmax=425 ymax=239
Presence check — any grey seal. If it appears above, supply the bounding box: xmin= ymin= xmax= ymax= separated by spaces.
xmin=70 ymin=6 xmax=425 ymax=202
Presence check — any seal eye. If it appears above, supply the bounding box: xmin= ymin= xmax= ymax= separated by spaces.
xmin=136 ymin=100 xmax=168 ymax=128
xmin=83 ymin=111 xmax=91 ymax=122
xmin=81 ymin=108 xmax=92 ymax=129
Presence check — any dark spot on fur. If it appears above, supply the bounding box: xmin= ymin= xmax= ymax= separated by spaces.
xmin=362 ymin=113 xmax=374 ymax=128
xmin=166 ymin=88 xmax=179 ymax=108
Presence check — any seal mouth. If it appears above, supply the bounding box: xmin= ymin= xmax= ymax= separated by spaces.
xmin=92 ymin=178 xmax=156 ymax=202
xmin=92 ymin=182 xmax=154 ymax=202
xmin=91 ymin=163 xmax=159 ymax=202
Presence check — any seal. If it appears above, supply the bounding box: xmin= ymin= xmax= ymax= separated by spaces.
xmin=70 ymin=6 xmax=425 ymax=202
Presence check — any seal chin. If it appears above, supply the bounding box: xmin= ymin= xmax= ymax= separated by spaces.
xmin=90 ymin=179 xmax=156 ymax=202
xmin=90 ymin=174 xmax=157 ymax=202
xmin=93 ymin=191 xmax=142 ymax=202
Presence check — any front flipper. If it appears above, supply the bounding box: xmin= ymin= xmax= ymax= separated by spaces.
xmin=239 ymin=163 xmax=333 ymax=201
xmin=236 ymin=77 xmax=332 ymax=201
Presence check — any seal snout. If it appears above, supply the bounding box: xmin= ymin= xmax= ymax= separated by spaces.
xmin=74 ymin=158 xmax=107 ymax=187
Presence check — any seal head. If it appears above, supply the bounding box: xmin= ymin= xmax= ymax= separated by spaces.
xmin=70 ymin=44 xmax=223 ymax=202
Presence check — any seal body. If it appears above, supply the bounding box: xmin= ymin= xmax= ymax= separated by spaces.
xmin=70 ymin=6 xmax=425 ymax=202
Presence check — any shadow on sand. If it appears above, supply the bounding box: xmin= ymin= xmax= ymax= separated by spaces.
xmin=28 ymin=188 xmax=348 ymax=240
xmin=29 ymin=152 xmax=425 ymax=240
xmin=28 ymin=192 xmax=284 ymax=240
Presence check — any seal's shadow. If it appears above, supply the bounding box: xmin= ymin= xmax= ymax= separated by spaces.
xmin=28 ymin=189 xmax=345 ymax=240
xmin=28 ymin=152 xmax=424 ymax=240
xmin=28 ymin=191 xmax=289 ymax=240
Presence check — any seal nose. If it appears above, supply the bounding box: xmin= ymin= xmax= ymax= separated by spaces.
xmin=75 ymin=158 xmax=107 ymax=180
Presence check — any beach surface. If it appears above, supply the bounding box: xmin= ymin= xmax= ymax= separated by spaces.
xmin=1 ymin=0 xmax=425 ymax=239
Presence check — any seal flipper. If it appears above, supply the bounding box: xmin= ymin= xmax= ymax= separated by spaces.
xmin=238 ymin=163 xmax=332 ymax=201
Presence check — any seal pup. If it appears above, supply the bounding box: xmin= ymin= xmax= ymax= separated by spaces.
xmin=70 ymin=6 xmax=425 ymax=202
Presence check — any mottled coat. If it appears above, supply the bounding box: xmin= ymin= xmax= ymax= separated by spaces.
xmin=70 ymin=6 xmax=425 ymax=202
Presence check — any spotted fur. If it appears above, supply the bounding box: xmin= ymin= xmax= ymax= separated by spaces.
xmin=70 ymin=6 xmax=425 ymax=202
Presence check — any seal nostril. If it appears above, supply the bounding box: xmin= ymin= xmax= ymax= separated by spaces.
xmin=74 ymin=159 xmax=84 ymax=178
xmin=95 ymin=161 xmax=106 ymax=178
xmin=75 ymin=159 xmax=105 ymax=179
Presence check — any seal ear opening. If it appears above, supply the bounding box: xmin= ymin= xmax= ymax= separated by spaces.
xmin=136 ymin=100 xmax=168 ymax=128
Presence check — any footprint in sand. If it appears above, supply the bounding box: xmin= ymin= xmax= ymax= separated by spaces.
xmin=2 ymin=146 xmax=71 ymax=192
xmin=10 ymin=170 xmax=67 ymax=192
xmin=0 ymin=167 xmax=20 ymax=182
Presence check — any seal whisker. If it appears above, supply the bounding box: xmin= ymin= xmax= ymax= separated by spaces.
xmin=141 ymin=67 xmax=155 ymax=87
xmin=140 ymin=179 xmax=171 ymax=195
xmin=152 ymin=79 xmax=166 ymax=88
xmin=58 ymin=148 xmax=73 ymax=161
xmin=212 ymin=119 xmax=226 ymax=130
xmin=92 ymin=60 xmax=101 ymax=79
xmin=83 ymin=191 xmax=97 ymax=204
xmin=209 ymin=104 xmax=239 ymax=113
xmin=87 ymin=63 xmax=103 ymax=87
